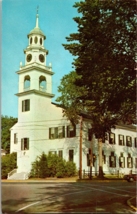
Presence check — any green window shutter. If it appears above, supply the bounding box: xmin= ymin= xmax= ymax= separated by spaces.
xmin=21 ymin=139 xmax=24 ymax=150
xmin=67 ymin=126 xmax=69 ymax=137
xmin=109 ymin=156 xmax=111 ymax=167
xmin=114 ymin=156 xmax=116 ymax=167
xmin=28 ymin=99 xmax=30 ymax=111
xmin=27 ymin=138 xmax=29 ymax=150
xmin=49 ymin=128 xmax=51 ymax=139
xmin=74 ymin=125 xmax=76 ymax=137
xmin=22 ymin=100 xmax=24 ymax=112
xmin=63 ymin=126 xmax=65 ymax=138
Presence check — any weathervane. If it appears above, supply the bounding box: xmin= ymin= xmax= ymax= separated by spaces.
xmin=37 ymin=6 xmax=39 ymax=15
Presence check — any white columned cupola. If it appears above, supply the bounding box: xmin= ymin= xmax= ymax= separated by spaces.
xmin=24 ymin=7 xmax=48 ymax=66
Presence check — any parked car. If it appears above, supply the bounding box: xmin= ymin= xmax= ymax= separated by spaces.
xmin=124 ymin=174 xmax=137 ymax=182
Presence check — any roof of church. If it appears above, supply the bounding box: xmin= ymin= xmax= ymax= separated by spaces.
xmin=27 ymin=8 xmax=46 ymax=39
xmin=28 ymin=27 xmax=46 ymax=39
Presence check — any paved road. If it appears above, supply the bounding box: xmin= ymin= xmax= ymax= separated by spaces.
xmin=1 ymin=181 xmax=136 ymax=213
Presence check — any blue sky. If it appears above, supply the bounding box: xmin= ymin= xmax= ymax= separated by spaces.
xmin=1 ymin=0 xmax=79 ymax=118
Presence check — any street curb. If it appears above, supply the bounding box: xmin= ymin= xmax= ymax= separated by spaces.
xmin=76 ymin=179 xmax=126 ymax=182
xmin=1 ymin=179 xmax=127 ymax=183
xmin=127 ymin=196 xmax=137 ymax=211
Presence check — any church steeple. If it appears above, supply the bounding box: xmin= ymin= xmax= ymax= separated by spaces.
xmin=36 ymin=6 xmax=39 ymax=28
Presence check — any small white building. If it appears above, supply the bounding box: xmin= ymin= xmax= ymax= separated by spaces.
xmin=10 ymin=12 xmax=137 ymax=178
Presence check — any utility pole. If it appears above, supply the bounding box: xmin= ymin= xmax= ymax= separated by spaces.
xmin=79 ymin=115 xmax=83 ymax=179
xmin=99 ymin=138 xmax=103 ymax=178
xmin=90 ymin=130 xmax=93 ymax=179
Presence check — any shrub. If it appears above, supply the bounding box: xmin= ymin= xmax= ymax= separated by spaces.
xmin=47 ymin=153 xmax=58 ymax=177
xmin=65 ymin=161 xmax=76 ymax=177
xmin=30 ymin=152 xmax=49 ymax=178
xmin=56 ymin=158 xmax=66 ymax=178
xmin=29 ymin=152 xmax=77 ymax=178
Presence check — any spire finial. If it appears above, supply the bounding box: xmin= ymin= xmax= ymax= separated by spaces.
xmin=36 ymin=6 xmax=39 ymax=28
xmin=37 ymin=6 xmax=39 ymax=15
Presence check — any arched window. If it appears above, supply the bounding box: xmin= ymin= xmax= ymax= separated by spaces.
xmin=39 ymin=76 xmax=46 ymax=91
xmin=24 ymin=75 xmax=30 ymax=91
xmin=40 ymin=38 xmax=42 ymax=45
xmin=30 ymin=37 xmax=32 ymax=44
xmin=34 ymin=36 xmax=38 ymax=44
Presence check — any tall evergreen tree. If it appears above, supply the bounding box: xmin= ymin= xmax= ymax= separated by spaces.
xmin=56 ymin=0 xmax=136 ymax=177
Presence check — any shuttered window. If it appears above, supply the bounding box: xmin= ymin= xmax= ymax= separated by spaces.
xmin=109 ymin=133 xmax=115 ymax=144
xmin=127 ymin=154 xmax=133 ymax=168
xmin=22 ymin=99 xmax=30 ymax=112
xmin=109 ymin=152 xmax=116 ymax=167
xmin=126 ymin=136 xmax=132 ymax=147
xmin=49 ymin=126 xmax=65 ymax=139
xmin=119 ymin=135 xmax=124 ymax=146
xmin=21 ymin=138 xmax=29 ymax=150
xmin=67 ymin=125 xmax=76 ymax=138
xmin=119 ymin=153 xmax=125 ymax=168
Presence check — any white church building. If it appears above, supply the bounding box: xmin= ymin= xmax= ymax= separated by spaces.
xmin=10 ymin=12 xmax=137 ymax=179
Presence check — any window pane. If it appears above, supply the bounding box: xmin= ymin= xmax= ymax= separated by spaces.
xmin=50 ymin=128 xmax=55 ymax=139
xmin=55 ymin=128 xmax=58 ymax=138
xmin=119 ymin=135 xmax=124 ymax=145
xmin=126 ymin=136 xmax=132 ymax=147
xmin=109 ymin=133 xmax=115 ymax=144
xmin=58 ymin=127 xmax=64 ymax=138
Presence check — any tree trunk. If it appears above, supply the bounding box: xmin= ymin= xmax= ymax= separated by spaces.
xmin=79 ymin=116 xmax=83 ymax=179
xmin=90 ymin=133 xmax=93 ymax=180
xmin=98 ymin=138 xmax=104 ymax=178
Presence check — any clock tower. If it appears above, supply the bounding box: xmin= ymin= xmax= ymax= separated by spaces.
xmin=15 ymin=9 xmax=55 ymax=123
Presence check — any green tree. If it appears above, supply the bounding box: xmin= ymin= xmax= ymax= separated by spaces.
xmin=1 ymin=152 xmax=17 ymax=179
xmin=56 ymin=0 xmax=136 ymax=178
xmin=1 ymin=115 xmax=18 ymax=153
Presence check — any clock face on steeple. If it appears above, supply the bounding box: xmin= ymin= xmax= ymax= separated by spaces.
xmin=39 ymin=54 xmax=45 ymax=63
xmin=26 ymin=54 xmax=32 ymax=62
